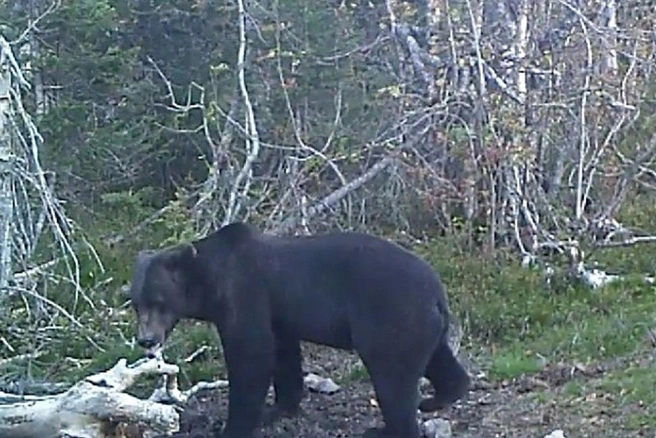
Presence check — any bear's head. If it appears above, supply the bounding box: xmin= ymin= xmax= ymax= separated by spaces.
xmin=128 ymin=244 xmax=198 ymax=357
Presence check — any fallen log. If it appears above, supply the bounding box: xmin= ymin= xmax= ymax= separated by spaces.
xmin=0 ymin=356 xmax=181 ymax=438
xmin=0 ymin=350 xmax=347 ymax=438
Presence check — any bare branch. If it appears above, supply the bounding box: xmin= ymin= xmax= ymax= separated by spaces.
xmin=595 ymin=235 xmax=656 ymax=248
xmin=272 ymin=154 xmax=397 ymax=235
xmin=223 ymin=0 xmax=263 ymax=226
xmin=1 ymin=35 xmax=99 ymax=320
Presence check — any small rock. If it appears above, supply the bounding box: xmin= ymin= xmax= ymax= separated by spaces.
xmin=303 ymin=373 xmax=340 ymax=394
xmin=421 ymin=418 xmax=452 ymax=438
xmin=544 ymin=430 xmax=566 ymax=438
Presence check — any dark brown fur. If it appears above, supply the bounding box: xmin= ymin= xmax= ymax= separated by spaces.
xmin=128 ymin=223 xmax=470 ymax=438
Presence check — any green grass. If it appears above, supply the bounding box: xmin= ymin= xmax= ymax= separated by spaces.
xmin=406 ymin=207 xmax=656 ymax=436
xmin=594 ymin=364 xmax=655 ymax=405
xmin=486 ymin=280 xmax=655 ymax=377
xmin=416 ymin=234 xmax=656 ymax=383
xmin=489 ymin=351 xmax=546 ymax=380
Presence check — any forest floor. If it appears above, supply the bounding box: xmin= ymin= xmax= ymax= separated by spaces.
xmin=164 ymin=342 xmax=655 ymax=438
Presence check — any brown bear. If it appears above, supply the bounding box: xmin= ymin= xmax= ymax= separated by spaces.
xmin=128 ymin=222 xmax=470 ymax=438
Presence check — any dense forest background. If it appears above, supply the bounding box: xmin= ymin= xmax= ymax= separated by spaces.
xmin=0 ymin=0 xmax=655 ymax=435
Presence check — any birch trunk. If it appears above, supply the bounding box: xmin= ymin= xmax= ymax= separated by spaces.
xmin=0 ymin=56 xmax=14 ymax=306
xmin=601 ymin=0 xmax=618 ymax=75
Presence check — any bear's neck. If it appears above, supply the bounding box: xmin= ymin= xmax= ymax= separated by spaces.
xmin=180 ymin=246 xmax=225 ymax=322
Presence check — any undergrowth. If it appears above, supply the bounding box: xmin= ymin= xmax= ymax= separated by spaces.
xmin=1 ymin=190 xmax=655 ymax=425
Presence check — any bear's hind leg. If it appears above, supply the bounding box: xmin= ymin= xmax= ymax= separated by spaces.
xmin=361 ymin=363 xmax=423 ymax=438
xmin=351 ymin=309 xmax=438 ymax=437
xmin=267 ymin=335 xmax=304 ymax=423
xmin=419 ymin=341 xmax=471 ymax=412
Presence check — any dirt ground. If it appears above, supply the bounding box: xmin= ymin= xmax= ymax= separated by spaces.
xmin=163 ymin=344 xmax=655 ymax=438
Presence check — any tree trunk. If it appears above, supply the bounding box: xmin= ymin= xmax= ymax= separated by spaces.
xmin=0 ymin=47 xmax=14 ymax=307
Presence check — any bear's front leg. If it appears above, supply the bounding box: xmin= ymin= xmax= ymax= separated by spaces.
xmin=218 ymin=332 xmax=275 ymax=438
xmin=269 ymin=334 xmax=304 ymax=421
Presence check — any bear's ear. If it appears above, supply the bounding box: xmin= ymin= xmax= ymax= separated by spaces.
xmin=136 ymin=249 xmax=156 ymax=265
xmin=161 ymin=244 xmax=198 ymax=272
xmin=182 ymin=242 xmax=198 ymax=258
xmin=157 ymin=244 xmax=197 ymax=289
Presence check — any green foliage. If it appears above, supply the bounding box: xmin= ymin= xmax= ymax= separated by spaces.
xmin=418 ymin=240 xmax=549 ymax=343
xmin=152 ymin=194 xmax=200 ymax=247
xmin=28 ymin=0 xmax=163 ymax=199
xmin=589 ymin=194 xmax=656 ymax=275
xmin=591 ymin=364 xmax=656 ymax=430
xmin=510 ymin=277 xmax=649 ymax=356
xmin=489 ymin=351 xmax=545 ymax=380
xmin=417 ymin=230 xmax=656 ymax=381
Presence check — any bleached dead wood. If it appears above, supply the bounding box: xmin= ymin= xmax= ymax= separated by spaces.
xmin=575 ymin=262 xmax=656 ymax=290
xmin=0 ymin=345 xmax=347 ymax=438
xmin=0 ymin=357 xmax=181 ymax=438
xmin=221 ymin=0 xmax=262 ymax=227
xmin=522 ymin=226 xmax=656 ymax=291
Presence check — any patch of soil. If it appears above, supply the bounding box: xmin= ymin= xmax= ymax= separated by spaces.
xmin=165 ymin=345 xmax=655 ymax=438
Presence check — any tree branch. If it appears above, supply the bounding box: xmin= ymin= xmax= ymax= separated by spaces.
xmin=272 ymin=154 xmax=397 ymax=235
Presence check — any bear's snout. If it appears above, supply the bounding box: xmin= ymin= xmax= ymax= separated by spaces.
xmin=137 ymin=336 xmax=159 ymax=349
xmin=137 ymin=334 xmax=164 ymax=358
